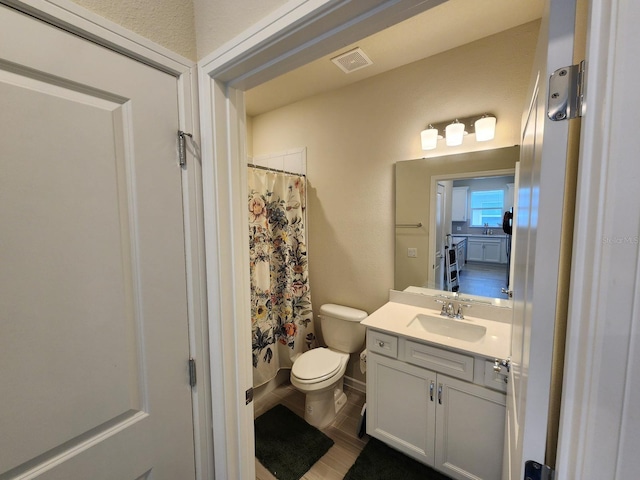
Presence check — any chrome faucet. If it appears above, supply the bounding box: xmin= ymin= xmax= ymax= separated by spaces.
xmin=434 ymin=299 xmax=471 ymax=319
xmin=434 ymin=299 xmax=457 ymax=318
xmin=445 ymin=302 xmax=455 ymax=317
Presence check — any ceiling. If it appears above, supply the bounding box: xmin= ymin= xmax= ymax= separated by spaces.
xmin=245 ymin=0 xmax=543 ymax=117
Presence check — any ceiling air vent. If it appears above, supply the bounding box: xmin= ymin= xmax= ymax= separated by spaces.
xmin=330 ymin=47 xmax=373 ymax=74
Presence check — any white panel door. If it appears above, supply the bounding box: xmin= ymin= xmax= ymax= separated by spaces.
xmin=507 ymin=0 xmax=577 ymax=478
xmin=0 ymin=6 xmax=195 ymax=479
xmin=366 ymin=353 xmax=436 ymax=465
xmin=435 ymin=375 xmax=506 ymax=480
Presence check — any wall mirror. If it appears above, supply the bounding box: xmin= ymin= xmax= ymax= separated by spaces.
xmin=395 ymin=146 xmax=519 ymax=306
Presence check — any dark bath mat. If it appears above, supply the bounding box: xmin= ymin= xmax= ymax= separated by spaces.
xmin=254 ymin=404 xmax=334 ymax=480
xmin=343 ymin=438 xmax=452 ymax=480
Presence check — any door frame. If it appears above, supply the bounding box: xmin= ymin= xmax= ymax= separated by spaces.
xmin=557 ymin=0 xmax=640 ymax=478
xmin=197 ymin=0 xmax=630 ymax=479
xmin=1 ymin=1 xmax=212 ymax=478
xmin=197 ymin=2 xmax=452 ymax=477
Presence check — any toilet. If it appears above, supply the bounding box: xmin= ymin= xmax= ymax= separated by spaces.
xmin=290 ymin=303 xmax=367 ymax=428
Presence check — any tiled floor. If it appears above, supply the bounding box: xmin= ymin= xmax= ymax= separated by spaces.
xmin=254 ymin=382 xmax=369 ymax=480
xmin=458 ymin=262 xmax=509 ymax=298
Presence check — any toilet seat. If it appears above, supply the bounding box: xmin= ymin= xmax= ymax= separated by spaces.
xmin=291 ymin=348 xmax=343 ymax=384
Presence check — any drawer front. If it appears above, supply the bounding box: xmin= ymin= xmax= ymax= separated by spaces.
xmin=367 ymin=330 xmax=398 ymax=358
xmin=403 ymin=341 xmax=474 ymax=381
xmin=483 ymin=360 xmax=508 ymax=392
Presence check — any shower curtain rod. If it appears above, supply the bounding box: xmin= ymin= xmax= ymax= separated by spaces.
xmin=247 ymin=163 xmax=306 ymax=177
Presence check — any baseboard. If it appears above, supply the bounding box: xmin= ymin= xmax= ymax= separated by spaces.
xmin=344 ymin=375 xmax=366 ymax=393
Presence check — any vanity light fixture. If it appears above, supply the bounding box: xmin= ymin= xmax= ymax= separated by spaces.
xmin=420 ymin=113 xmax=497 ymax=150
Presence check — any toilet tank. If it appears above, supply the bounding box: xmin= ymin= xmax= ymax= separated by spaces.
xmin=319 ymin=304 xmax=368 ymax=353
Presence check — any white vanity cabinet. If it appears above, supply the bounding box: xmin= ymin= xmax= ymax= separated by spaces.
xmin=366 ymin=329 xmax=506 ymax=480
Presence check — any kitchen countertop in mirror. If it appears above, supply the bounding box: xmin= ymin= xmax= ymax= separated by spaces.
xmin=363 ymin=301 xmax=511 ymax=360
xmin=453 ymin=234 xmax=509 ymax=238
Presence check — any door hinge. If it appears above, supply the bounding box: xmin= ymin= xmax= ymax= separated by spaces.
xmin=188 ymin=357 xmax=197 ymax=387
xmin=178 ymin=130 xmax=193 ymax=168
xmin=245 ymin=387 xmax=254 ymax=405
xmin=548 ymin=60 xmax=585 ymax=121
xmin=524 ymin=460 xmax=555 ymax=480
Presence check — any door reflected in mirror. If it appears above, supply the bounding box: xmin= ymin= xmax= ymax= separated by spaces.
xmin=395 ymin=146 xmax=519 ymax=306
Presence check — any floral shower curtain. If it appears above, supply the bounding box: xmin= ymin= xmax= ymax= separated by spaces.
xmin=248 ymin=167 xmax=316 ymax=387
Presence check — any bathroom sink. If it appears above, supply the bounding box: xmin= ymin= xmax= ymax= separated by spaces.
xmin=408 ymin=314 xmax=487 ymax=342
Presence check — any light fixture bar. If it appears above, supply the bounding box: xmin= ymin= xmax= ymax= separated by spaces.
xmin=421 ymin=113 xmax=497 ymax=149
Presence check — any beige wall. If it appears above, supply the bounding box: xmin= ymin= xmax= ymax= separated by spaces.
xmin=250 ymin=22 xmax=539 ymax=381
xmin=70 ymin=0 xmax=197 ymax=60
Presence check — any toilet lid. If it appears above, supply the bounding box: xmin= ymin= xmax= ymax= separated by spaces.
xmin=292 ymin=348 xmax=342 ymax=381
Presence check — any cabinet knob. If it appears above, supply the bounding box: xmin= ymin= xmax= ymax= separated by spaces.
xmin=378 ymin=341 xmax=385 ymax=348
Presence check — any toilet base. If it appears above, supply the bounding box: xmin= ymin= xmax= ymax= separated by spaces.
xmin=302 ymin=379 xmax=347 ymax=428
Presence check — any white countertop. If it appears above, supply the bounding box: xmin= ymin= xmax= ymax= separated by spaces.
xmin=362 ymin=301 xmax=511 ymax=360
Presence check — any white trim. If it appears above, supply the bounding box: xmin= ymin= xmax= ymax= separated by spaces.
xmin=556 ymin=0 xmax=640 ymax=478
xmin=178 ymin=75 xmax=214 ymax=480
xmin=1 ymin=2 xmax=212 ymax=478
xmin=344 ymin=375 xmax=367 ymax=394
xmin=250 ymin=147 xmax=307 ymax=175
xmin=199 ymin=74 xmax=254 ymax=480
xmin=199 ymin=0 xmax=446 ymax=89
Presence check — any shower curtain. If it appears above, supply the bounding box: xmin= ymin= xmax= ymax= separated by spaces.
xmin=248 ymin=167 xmax=316 ymax=387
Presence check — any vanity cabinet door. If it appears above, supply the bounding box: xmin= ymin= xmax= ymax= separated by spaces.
xmin=366 ymin=352 xmax=436 ymax=466
xmin=434 ymin=375 xmax=506 ymax=480
xmin=483 ymin=241 xmax=502 ymax=263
